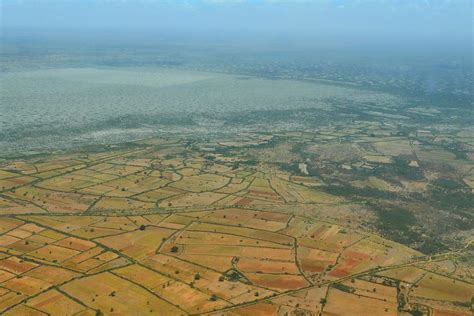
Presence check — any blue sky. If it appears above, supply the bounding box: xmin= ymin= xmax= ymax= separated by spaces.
xmin=1 ymin=0 xmax=472 ymax=46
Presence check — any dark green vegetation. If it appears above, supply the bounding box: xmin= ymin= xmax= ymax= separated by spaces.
xmin=332 ymin=283 xmax=356 ymax=293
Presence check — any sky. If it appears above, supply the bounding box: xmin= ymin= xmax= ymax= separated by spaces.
xmin=1 ymin=0 xmax=472 ymax=48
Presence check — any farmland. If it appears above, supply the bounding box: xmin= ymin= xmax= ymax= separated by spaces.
xmin=0 ymin=209 xmax=471 ymax=315
xmin=1 ymin=0 xmax=472 ymax=313
xmin=0 ymin=131 xmax=472 ymax=315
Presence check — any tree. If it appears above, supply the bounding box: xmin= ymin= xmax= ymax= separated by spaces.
xmin=139 ymin=225 xmax=146 ymax=231
xmin=170 ymin=246 xmax=179 ymax=253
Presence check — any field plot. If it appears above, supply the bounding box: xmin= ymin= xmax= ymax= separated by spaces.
xmin=4 ymin=186 xmax=99 ymax=213
xmin=0 ymin=175 xmax=37 ymax=191
xmin=61 ymin=272 xmax=184 ymax=315
xmin=377 ymin=266 xmax=426 ymax=283
xmin=271 ymin=177 xmax=339 ymax=204
xmin=298 ymin=246 xmax=339 ymax=274
xmin=0 ymin=141 xmax=344 ymax=215
xmin=159 ymin=192 xmax=227 ymax=208
xmin=92 ymin=197 xmax=156 ymax=212
xmin=0 ymin=197 xmax=45 ymax=215
xmin=96 ymin=226 xmax=176 ymax=260
xmin=170 ymin=173 xmax=230 ymax=192
xmin=328 ymin=237 xmax=421 ymax=278
xmin=271 ymin=286 xmax=328 ymax=315
xmin=410 ymin=273 xmax=474 ymax=304
xmin=323 ymin=287 xmax=398 ymax=316
xmin=25 ymin=289 xmax=93 ymax=315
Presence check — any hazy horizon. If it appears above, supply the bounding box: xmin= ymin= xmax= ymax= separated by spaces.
xmin=2 ymin=1 xmax=472 ymax=46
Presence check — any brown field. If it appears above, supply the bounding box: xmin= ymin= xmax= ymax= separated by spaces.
xmin=411 ymin=273 xmax=474 ymax=303
xmin=92 ymin=196 xmax=156 ymax=212
xmin=27 ymin=289 xmax=91 ymax=315
xmin=171 ymin=230 xmax=289 ymax=249
xmin=96 ymin=226 xmax=176 ymax=260
xmin=245 ymin=273 xmax=309 ymax=291
xmin=433 ymin=309 xmax=472 ymax=316
xmin=0 ymin=292 xmax=28 ymax=313
xmin=158 ymin=214 xmax=195 ymax=229
xmin=298 ymin=246 xmax=339 ymax=273
xmin=271 ymin=286 xmax=327 ymax=315
xmin=0 ymin=256 xmax=39 ymax=274
xmin=0 ymin=197 xmax=46 ymax=215
xmin=0 ymin=217 xmax=23 ymax=233
xmin=378 ymin=266 xmax=426 ymax=283
xmin=25 ymin=265 xmax=79 ymax=284
xmin=237 ymin=257 xmax=299 ymax=274
xmin=0 ymin=175 xmax=36 ymax=191
xmin=2 ymin=275 xmax=51 ymax=295
xmin=188 ymin=221 xmax=293 ymax=245
xmin=4 ymin=304 xmax=48 ymax=316
xmin=113 ymin=264 xmax=171 ymax=290
xmin=159 ymin=192 xmax=227 ymax=208
xmin=135 ymin=186 xmax=185 ymax=202
xmin=341 ymin=278 xmax=398 ymax=303
xmin=91 ymin=216 xmax=138 ymax=231
xmin=323 ymin=288 xmax=398 ymax=316
xmin=143 ymin=254 xmax=220 ymax=284
xmin=5 ymin=187 xmax=99 ymax=213
xmin=170 ymin=173 xmax=230 ymax=192
xmin=329 ymin=237 xmax=420 ymax=278
xmin=61 ymin=272 xmax=184 ymax=315
xmin=180 ymin=254 xmax=234 ymax=272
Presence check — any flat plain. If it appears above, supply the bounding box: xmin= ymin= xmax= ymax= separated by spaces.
xmin=1 ymin=32 xmax=472 ymax=315
xmin=0 ymin=128 xmax=472 ymax=315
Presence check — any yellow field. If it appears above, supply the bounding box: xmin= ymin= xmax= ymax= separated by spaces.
xmin=61 ymin=272 xmax=183 ymax=315
xmin=96 ymin=226 xmax=176 ymax=260
xmin=411 ymin=273 xmax=474 ymax=303
xmin=323 ymin=287 xmax=398 ymax=316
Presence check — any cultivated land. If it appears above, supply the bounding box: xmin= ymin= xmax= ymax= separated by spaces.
xmin=0 ymin=132 xmax=472 ymax=316
xmin=1 ymin=34 xmax=472 ymax=315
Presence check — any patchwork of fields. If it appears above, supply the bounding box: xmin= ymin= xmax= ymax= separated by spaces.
xmin=0 ymin=139 xmax=339 ymax=216
xmin=0 ymin=134 xmax=472 ymax=315
xmin=1 ymin=210 xmax=472 ymax=315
